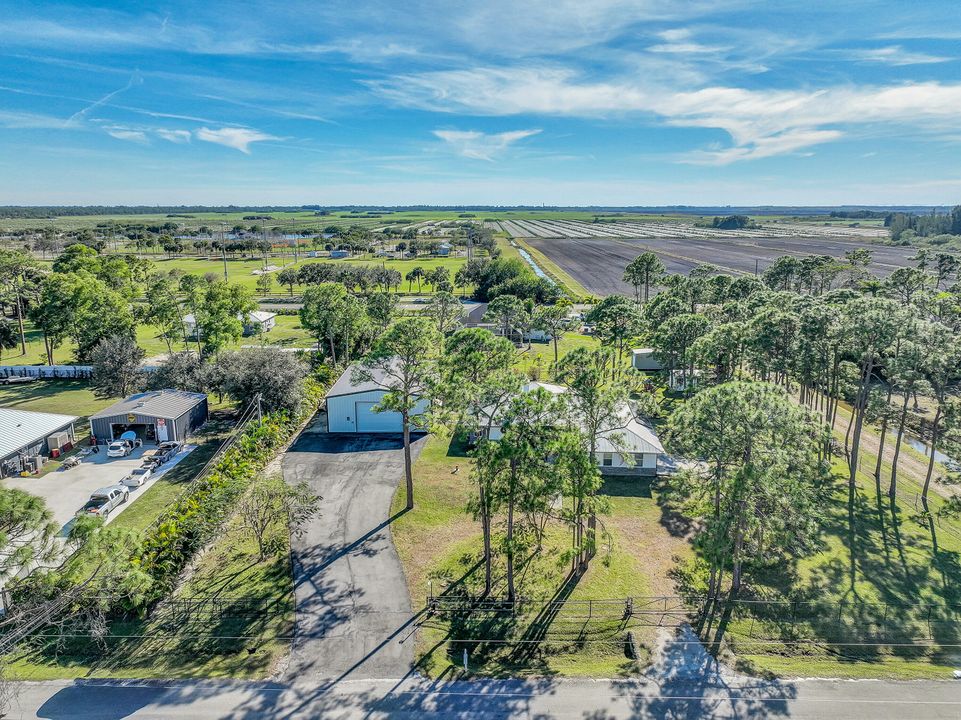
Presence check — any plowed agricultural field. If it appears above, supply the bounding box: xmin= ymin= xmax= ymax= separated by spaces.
xmin=526 ymin=235 xmax=920 ymax=296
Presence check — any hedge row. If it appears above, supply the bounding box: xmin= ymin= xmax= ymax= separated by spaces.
xmin=135 ymin=377 xmax=326 ymax=605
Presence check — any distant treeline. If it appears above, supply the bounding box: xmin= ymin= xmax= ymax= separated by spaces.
xmin=828 ymin=210 xmax=890 ymax=219
xmin=0 ymin=206 xmax=319 ymax=219
xmin=886 ymin=205 xmax=961 ymax=242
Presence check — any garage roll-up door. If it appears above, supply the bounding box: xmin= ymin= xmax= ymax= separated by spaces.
xmin=354 ymin=401 xmax=403 ymax=432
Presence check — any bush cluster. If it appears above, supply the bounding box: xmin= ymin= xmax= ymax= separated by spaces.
xmin=135 ymin=377 xmax=325 ymax=604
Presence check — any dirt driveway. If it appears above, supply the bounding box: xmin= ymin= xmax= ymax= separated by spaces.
xmin=282 ymin=427 xmax=426 ymax=680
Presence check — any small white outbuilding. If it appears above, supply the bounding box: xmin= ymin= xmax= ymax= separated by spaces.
xmin=325 ymin=363 xmax=429 ymax=433
xmin=631 ymin=348 xmax=663 ymax=371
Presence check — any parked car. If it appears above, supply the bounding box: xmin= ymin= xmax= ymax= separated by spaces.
xmin=106 ymin=440 xmax=132 ymax=458
xmin=157 ymin=441 xmax=182 ymax=463
xmin=122 ymin=466 xmax=152 ymax=488
xmin=77 ymin=485 xmax=129 ymax=519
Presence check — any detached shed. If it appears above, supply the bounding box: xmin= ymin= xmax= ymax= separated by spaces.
xmin=325 ymin=363 xmax=428 ymax=433
xmin=0 ymin=408 xmax=78 ymax=478
xmin=90 ymin=389 xmax=208 ymax=445
xmin=631 ymin=348 xmax=663 ymax=371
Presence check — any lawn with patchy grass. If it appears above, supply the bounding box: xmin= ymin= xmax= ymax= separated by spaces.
xmin=391 ymin=430 xmax=691 ymax=678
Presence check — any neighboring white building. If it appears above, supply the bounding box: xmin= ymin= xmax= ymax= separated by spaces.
xmin=245 ymin=310 xmax=277 ymax=335
xmin=479 ymin=381 xmax=664 ymax=476
xmin=631 ymin=348 xmax=663 ymax=371
xmin=669 ymin=369 xmax=702 ymax=393
xmin=325 ymin=362 xmax=429 ymax=433
xmin=183 ymin=311 xmax=276 ymax=339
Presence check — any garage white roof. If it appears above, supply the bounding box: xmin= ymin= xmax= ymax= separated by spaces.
xmin=327 ymin=363 xmax=397 ymax=397
xmin=0 ymin=408 xmax=79 ymax=458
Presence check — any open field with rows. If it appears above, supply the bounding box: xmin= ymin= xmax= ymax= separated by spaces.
xmin=523 ymin=235 xmax=920 ymax=296
xmin=493 ymin=218 xmax=887 ymax=240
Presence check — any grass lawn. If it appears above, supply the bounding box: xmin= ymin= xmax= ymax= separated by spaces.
xmin=707 ymin=398 xmax=961 ymax=680
xmin=515 ymin=333 xmax=601 ymax=377
xmin=0 ymin=380 xmax=113 ymax=474
xmin=6 ymin=472 xmax=294 ymax=680
xmin=391 ymin=433 xmax=691 ymax=678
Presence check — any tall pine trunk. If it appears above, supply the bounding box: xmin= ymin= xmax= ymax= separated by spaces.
xmin=921 ymin=406 xmax=943 ymax=511
xmin=889 ymin=391 xmax=910 ymax=499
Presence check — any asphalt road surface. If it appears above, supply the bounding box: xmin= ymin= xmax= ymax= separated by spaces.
xmin=281 ymin=428 xmax=426 ymax=681
xmin=16 ymin=676 xmax=961 ymax=719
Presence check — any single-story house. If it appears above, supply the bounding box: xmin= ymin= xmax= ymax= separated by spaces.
xmin=523 ymin=329 xmax=553 ymax=342
xmin=631 ymin=348 xmax=663 ymax=371
xmin=479 ymin=381 xmax=664 ymax=475
xmin=90 ymin=389 xmax=208 ymax=445
xmin=668 ymin=369 xmax=702 ymax=393
xmin=329 ymin=249 xmax=350 ymax=259
xmin=183 ymin=311 xmax=276 ymax=338
xmin=325 ymin=363 xmax=429 ymax=433
xmin=436 ymin=242 xmax=452 ymax=256
xmin=245 ymin=311 xmax=277 ymax=334
xmin=0 ymin=408 xmax=79 ymax=478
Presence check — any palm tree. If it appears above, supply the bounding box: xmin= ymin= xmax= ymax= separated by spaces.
xmin=405 ymin=266 xmax=425 ymax=293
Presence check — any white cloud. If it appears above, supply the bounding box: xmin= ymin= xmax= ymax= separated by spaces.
xmin=156 ymin=128 xmax=191 ymax=143
xmin=846 ymin=45 xmax=952 ymax=66
xmin=0 ymin=110 xmax=66 ymax=129
xmin=105 ymin=128 xmax=148 ymax=143
xmin=194 ymin=126 xmax=279 ymax=153
xmin=374 ymin=68 xmax=961 ymax=163
xmin=432 ymin=128 xmax=541 ymax=161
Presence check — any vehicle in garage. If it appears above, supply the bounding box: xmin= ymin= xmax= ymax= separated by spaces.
xmin=90 ymin=389 xmax=208 ymax=445
xmin=325 ymin=362 xmax=428 ymax=433
xmin=78 ymin=485 xmax=129 ymax=518
xmin=121 ymin=466 xmax=152 ymax=488
xmin=106 ymin=440 xmax=132 ymax=458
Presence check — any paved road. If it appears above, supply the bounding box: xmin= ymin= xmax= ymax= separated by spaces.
xmin=281 ymin=428 xmax=426 ymax=680
xmin=15 ymin=676 xmax=961 ymax=719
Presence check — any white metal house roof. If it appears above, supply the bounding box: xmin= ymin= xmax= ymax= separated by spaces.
xmin=90 ymin=390 xmax=207 ymax=420
xmin=631 ymin=348 xmax=655 ymax=356
xmin=479 ymin=383 xmax=664 ymax=455
xmin=327 ymin=362 xmax=402 ymax=398
xmin=0 ymin=408 xmax=79 ymax=458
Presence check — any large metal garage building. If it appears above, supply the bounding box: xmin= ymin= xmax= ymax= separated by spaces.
xmin=90 ymin=389 xmax=208 ymax=445
xmin=0 ymin=408 xmax=79 ymax=478
xmin=326 ymin=364 xmax=427 ymax=433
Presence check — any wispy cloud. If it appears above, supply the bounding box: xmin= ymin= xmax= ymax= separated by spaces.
xmin=432 ymin=128 xmax=541 ymax=160
xmin=375 ymin=67 xmax=961 ymax=162
xmin=845 ymin=45 xmax=952 ymax=66
xmin=105 ymin=127 xmax=148 ymax=143
xmin=64 ymin=74 xmax=142 ymax=127
xmin=194 ymin=126 xmax=280 ymax=153
xmin=156 ymin=129 xmax=191 ymax=143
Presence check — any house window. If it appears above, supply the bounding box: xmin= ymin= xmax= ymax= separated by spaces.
xmin=601 ymin=452 xmax=613 ymax=467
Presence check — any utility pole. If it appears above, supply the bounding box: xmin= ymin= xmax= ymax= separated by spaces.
xmin=754 ymin=258 xmax=759 ymax=276
xmin=221 ymin=222 xmax=228 ymax=282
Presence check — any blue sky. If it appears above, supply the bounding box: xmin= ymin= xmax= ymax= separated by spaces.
xmin=2 ymin=1 xmax=960 ymax=205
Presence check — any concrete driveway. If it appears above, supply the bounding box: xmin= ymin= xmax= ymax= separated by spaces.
xmin=282 ymin=425 xmax=426 ymax=680
xmin=3 ymin=444 xmax=195 ymax=536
